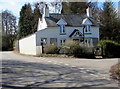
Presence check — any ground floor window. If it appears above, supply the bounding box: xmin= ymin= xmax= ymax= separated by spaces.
xmin=85 ymin=39 xmax=91 ymax=44
xmin=50 ymin=38 xmax=57 ymax=45
xmin=60 ymin=39 xmax=66 ymax=45
xmin=41 ymin=38 xmax=47 ymax=45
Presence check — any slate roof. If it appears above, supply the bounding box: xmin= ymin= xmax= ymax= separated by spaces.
xmin=45 ymin=14 xmax=98 ymax=27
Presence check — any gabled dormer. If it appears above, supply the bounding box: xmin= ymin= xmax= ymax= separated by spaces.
xmin=82 ymin=18 xmax=93 ymax=33
xmin=57 ymin=18 xmax=67 ymax=25
xmin=82 ymin=18 xmax=93 ymax=25
xmin=57 ymin=18 xmax=67 ymax=35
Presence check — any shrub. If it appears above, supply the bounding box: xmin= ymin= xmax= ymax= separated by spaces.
xmin=43 ymin=44 xmax=59 ymax=54
xmin=97 ymin=40 xmax=120 ymax=58
xmin=109 ymin=63 xmax=120 ymax=81
xmin=61 ymin=41 xmax=94 ymax=58
xmin=60 ymin=41 xmax=83 ymax=57
xmin=82 ymin=46 xmax=94 ymax=58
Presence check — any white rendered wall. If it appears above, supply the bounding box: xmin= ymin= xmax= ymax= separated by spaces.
xmin=36 ymin=26 xmax=99 ymax=46
xmin=19 ymin=34 xmax=37 ymax=55
xmin=91 ymin=26 xmax=99 ymax=40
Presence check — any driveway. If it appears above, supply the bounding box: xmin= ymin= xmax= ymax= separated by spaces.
xmin=1 ymin=51 xmax=119 ymax=88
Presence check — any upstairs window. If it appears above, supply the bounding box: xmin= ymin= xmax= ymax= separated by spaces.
xmin=60 ymin=25 xmax=66 ymax=34
xmin=85 ymin=25 xmax=91 ymax=32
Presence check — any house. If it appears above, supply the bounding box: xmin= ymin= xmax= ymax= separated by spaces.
xmin=19 ymin=5 xmax=99 ymax=55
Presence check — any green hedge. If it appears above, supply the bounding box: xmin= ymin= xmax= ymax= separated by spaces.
xmin=97 ymin=40 xmax=120 ymax=58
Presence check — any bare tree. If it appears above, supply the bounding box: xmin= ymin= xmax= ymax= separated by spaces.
xmin=1 ymin=10 xmax=17 ymax=50
xmin=2 ymin=10 xmax=17 ymax=35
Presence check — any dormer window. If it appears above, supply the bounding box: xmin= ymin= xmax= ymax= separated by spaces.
xmin=60 ymin=25 xmax=65 ymax=34
xmin=57 ymin=18 xmax=67 ymax=35
xmin=85 ymin=25 xmax=91 ymax=32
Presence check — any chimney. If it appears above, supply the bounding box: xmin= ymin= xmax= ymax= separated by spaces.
xmin=43 ymin=4 xmax=49 ymax=17
xmin=86 ymin=6 xmax=92 ymax=18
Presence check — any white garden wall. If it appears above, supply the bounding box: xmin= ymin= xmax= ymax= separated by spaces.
xmin=19 ymin=34 xmax=37 ymax=55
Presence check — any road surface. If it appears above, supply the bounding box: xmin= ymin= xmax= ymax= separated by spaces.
xmin=1 ymin=51 xmax=119 ymax=88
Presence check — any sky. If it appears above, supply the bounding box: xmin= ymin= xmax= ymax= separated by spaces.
xmin=0 ymin=0 xmax=119 ymax=19
xmin=0 ymin=0 xmax=55 ymax=18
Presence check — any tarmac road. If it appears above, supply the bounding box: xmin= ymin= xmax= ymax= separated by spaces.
xmin=1 ymin=51 xmax=119 ymax=88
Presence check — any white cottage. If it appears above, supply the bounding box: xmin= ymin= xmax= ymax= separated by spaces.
xmin=19 ymin=5 xmax=99 ymax=55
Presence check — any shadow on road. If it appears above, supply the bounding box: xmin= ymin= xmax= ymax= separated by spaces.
xmin=2 ymin=60 xmax=118 ymax=88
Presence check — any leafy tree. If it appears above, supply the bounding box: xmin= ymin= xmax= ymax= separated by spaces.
xmin=18 ymin=3 xmax=33 ymax=39
xmin=99 ymin=1 xmax=120 ymax=42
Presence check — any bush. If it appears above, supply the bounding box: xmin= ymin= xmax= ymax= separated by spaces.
xmin=97 ymin=40 xmax=120 ymax=58
xmin=43 ymin=44 xmax=59 ymax=54
xmin=60 ymin=41 xmax=83 ymax=57
xmin=60 ymin=41 xmax=94 ymax=58
xmin=109 ymin=63 xmax=120 ymax=81
xmin=82 ymin=46 xmax=94 ymax=58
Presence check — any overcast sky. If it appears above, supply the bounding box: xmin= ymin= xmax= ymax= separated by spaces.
xmin=0 ymin=0 xmax=119 ymax=19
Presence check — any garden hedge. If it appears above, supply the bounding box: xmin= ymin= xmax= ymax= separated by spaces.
xmin=97 ymin=40 xmax=120 ymax=58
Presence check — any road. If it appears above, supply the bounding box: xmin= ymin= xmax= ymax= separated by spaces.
xmin=1 ymin=51 xmax=119 ymax=88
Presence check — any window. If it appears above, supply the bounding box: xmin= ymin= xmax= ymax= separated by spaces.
xmin=60 ymin=25 xmax=65 ymax=34
xmin=41 ymin=38 xmax=47 ymax=45
xmin=50 ymin=38 xmax=57 ymax=45
xmin=85 ymin=25 xmax=91 ymax=32
xmin=60 ymin=39 xmax=66 ymax=45
xmin=85 ymin=39 xmax=91 ymax=45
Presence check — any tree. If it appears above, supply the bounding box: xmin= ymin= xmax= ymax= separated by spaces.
xmin=1 ymin=10 xmax=17 ymax=50
xmin=18 ymin=3 xmax=33 ymax=39
xmin=99 ymin=1 xmax=120 ymax=41
xmin=88 ymin=2 xmax=101 ymax=21
xmin=2 ymin=10 xmax=17 ymax=35
xmin=61 ymin=2 xmax=72 ymax=13
xmin=62 ymin=0 xmax=88 ymax=14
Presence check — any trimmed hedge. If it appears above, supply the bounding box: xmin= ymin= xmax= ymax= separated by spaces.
xmin=97 ymin=40 xmax=120 ymax=58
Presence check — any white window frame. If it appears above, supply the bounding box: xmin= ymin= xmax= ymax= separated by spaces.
xmin=85 ymin=25 xmax=91 ymax=33
xmin=85 ymin=39 xmax=91 ymax=46
xmin=60 ymin=25 xmax=65 ymax=34
xmin=60 ymin=39 xmax=66 ymax=45
xmin=41 ymin=38 xmax=47 ymax=45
